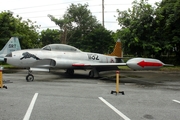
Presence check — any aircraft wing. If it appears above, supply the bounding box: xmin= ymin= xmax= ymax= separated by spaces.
xmin=72 ymin=62 xmax=127 ymax=67
xmin=73 ymin=57 xmax=169 ymax=70
xmin=30 ymin=57 xmax=169 ymax=71
xmin=29 ymin=58 xmax=126 ymax=72
xmin=31 ymin=59 xmax=126 ymax=68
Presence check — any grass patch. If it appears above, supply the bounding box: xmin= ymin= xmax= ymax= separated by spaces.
xmin=0 ymin=64 xmax=23 ymax=69
xmin=118 ymin=66 xmax=132 ymax=70
xmin=160 ymin=66 xmax=180 ymax=71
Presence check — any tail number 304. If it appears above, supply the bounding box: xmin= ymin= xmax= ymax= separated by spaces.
xmin=87 ymin=54 xmax=99 ymax=60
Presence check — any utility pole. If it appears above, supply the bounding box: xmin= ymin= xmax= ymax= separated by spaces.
xmin=102 ymin=0 xmax=104 ymax=27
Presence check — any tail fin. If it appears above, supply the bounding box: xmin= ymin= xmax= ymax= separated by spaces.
xmin=108 ymin=39 xmax=123 ymax=57
xmin=0 ymin=37 xmax=21 ymax=61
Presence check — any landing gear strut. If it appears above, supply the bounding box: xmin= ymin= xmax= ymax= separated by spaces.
xmin=26 ymin=70 xmax=34 ymax=82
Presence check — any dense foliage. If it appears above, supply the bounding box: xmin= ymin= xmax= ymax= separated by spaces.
xmin=0 ymin=11 xmax=40 ymax=49
xmin=154 ymin=0 xmax=180 ymax=62
xmin=117 ymin=0 xmax=160 ymax=57
xmin=116 ymin=0 xmax=180 ymax=64
xmin=40 ymin=29 xmax=61 ymax=47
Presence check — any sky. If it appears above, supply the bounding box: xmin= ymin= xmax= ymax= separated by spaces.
xmin=0 ymin=0 xmax=161 ymax=32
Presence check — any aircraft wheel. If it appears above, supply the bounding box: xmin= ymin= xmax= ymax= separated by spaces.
xmin=26 ymin=74 xmax=34 ymax=82
xmin=89 ymin=70 xmax=94 ymax=78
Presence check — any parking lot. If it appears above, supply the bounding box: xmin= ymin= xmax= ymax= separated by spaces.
xmin=0 ymin=69 xmax=180 ymax=120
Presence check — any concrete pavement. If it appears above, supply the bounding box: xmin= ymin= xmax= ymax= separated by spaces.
xmin=0 ymin=69 xmax=180 ymax=120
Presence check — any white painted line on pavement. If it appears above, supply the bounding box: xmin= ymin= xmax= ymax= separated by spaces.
xmin=23 ymin=93 xmax=39 ymax=120
xmin=173 ymin=99 xmax=180 ymax=104
xmin=99 ymin=97 xmax=131 ymax=120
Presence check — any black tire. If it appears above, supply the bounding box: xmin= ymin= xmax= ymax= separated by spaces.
xmin=89 ymin=70 xmax=94 ymax=78
xmin=26 ymin=74 xmax=34 ymax=82
xmin=66 ymin=69 xmax=74 ymax=75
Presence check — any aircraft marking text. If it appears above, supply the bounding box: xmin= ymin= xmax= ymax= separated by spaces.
xmin=9 ymin=44 xmax=16 ymax=48
xmin=87 ymin=54 xmax=99 ymax=60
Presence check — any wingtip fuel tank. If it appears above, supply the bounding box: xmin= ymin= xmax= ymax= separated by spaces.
xmin=126 ymin=58 xmax=164 ymax=70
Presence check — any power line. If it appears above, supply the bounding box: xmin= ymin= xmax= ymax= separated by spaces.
xmin=1 ymin=1 xmax=132 ymax=14
xmin=1 ymin=0 xmax=134 ymax=31
xmin=14 ymin=11 xmax=117 ymax=19
xmin=13 ymin=4 xmax=102 ymax=14
xmin=0 ymin=0 xmax=158 ymax=12
xmin=40 ymin=21 xmax=118 ymax=29
xmin=9 ymin=3 xmax=127 ymax=15
xmin=3 ymin=1 xmax=131 ymax=11
xmin=7 ymin=0 xmax=93 ymax=10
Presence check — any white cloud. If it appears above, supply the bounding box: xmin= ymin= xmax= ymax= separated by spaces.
xmin=0 ymin=0 xmax=161 ymax=32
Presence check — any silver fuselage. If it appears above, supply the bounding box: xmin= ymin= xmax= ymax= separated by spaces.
xmin=5 ymin=49 xmax=118 ymax=69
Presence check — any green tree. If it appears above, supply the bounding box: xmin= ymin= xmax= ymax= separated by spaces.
xmin=65 ymin=3 xmax=99 ymax=48
xmin=117 ymin=0 xmax=159 ymax=57
xmin=0 ymin=11 xmax=40 ymax=49
xmin=0 ymin=11 xmax=16 ymax=48
xmin=48 ymin=3 xmax=114 ymax=53
xmin=14 ymin=18 xmax=40 ymax=49
xmin=154 ymin=0 xmax=180 ymax=61
xmin=40 ymin=29 xmax=61 ymax=46
xmin=82 ymin=24 xmax=114 ymax=54
xmin=48 ymin=15 xmax=71 ymax=44
xmin=49 ymin=3 xmax=99 ymax=44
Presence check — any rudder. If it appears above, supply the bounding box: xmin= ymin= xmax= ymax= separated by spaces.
xmin=108 ymin=39 xmax=123 ymax=57
xmin=0 ymin=37 xmax=21 ymax=54
xmin=0 ymin=37 xmax=21 ymax=61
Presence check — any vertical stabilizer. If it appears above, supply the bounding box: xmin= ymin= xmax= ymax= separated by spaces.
xmin=108 ymin=39 xmax=123 ymax=57
xmin=0 ymin=37 xmax=21 ymax=61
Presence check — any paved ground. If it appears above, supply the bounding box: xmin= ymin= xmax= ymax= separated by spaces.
xmin=0 ymin=69 xmax=180 ymax=120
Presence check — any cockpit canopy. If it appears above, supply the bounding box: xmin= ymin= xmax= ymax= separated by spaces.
xmin=42 ymin=44 xmax=82 ymax=52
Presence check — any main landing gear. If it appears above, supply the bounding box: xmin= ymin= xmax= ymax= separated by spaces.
xmin=65 ymin=68 xmax=99 ymax=78
xmin=65 ymin=69 xmax=74 ymax=75
xmin=88 ymin=68 xmax=99 ymax=78
xmin=26 ymin=70 xmax=34 ymax=82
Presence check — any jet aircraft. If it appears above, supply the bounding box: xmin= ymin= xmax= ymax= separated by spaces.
xmin=4 ymin=40 xmax=171 ymax=82
xmin=0 ymin=37 xmax=21 ymax=61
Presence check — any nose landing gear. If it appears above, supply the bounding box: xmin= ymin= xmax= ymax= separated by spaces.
xmin=26 ymin=70 xmax=34 ymax=82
